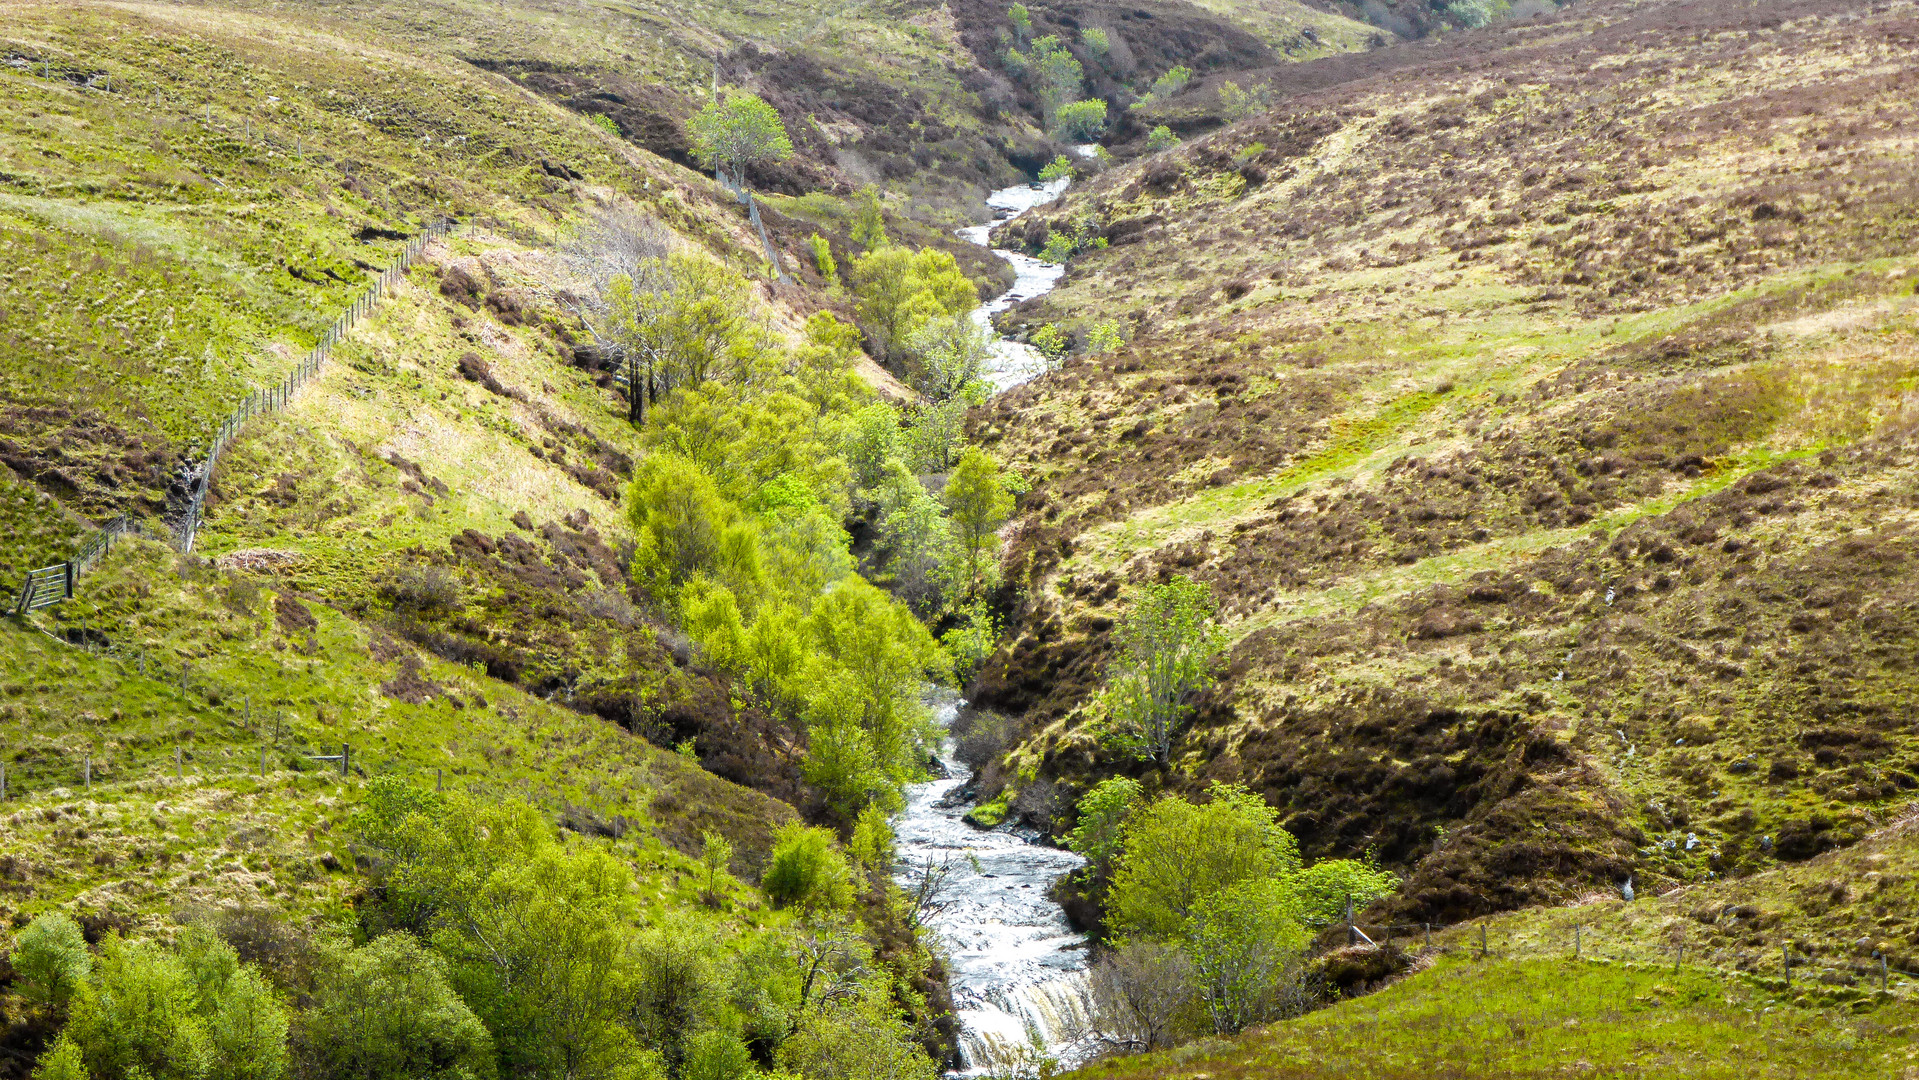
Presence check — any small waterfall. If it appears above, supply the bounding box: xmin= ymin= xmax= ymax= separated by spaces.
xmin=956 ymin=972 xmax=1099 ymax=1075
xmin=896 ymin=693 xmax=1093 ymax=1076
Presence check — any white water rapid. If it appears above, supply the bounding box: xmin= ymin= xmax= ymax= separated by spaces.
xmin=897 ymin=696 xmax=1096 ymax=1076
xmin=956 ymin=176 xmax=1069 ymax=392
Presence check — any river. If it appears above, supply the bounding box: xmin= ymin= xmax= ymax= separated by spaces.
xmin=956 ymin=176 xmax=1070 ymax=392
xmin=893 ymin=180 xmax=1094 ymax=1076
xmin=897 ymin=697 xmax=1096 ymax=1075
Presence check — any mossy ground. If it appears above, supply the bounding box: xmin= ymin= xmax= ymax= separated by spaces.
xmin=1063 ymin=954 xmax=1919 ymax=1080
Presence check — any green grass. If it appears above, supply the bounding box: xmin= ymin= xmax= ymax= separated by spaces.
xmin=0 ymin=533 xmax=795 ymax=932
xmin=1065 ymin=956 xmax=1919 ymax=1079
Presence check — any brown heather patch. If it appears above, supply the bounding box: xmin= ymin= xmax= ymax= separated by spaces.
xmin=974 ymin=0 xmax=1919 ymax=938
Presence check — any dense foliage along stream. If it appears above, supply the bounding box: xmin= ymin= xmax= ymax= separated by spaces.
xmin=895 ymin=182 xmax=1093 ymax=1075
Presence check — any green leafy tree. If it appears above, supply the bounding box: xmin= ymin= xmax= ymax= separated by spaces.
xmin=763 ymin=824 xmax=855 ymax=912
xmin=601 ymin=252 xmax=759 ymax=422
xmin=852 ymin=247 xmax=979 ymax=360
xmin=1287 ymin=858 xmax=1400 ymax=928
xmin=1107 ymin=783 xmax=1299 ymax=940
xmin=1080 ymin=26 xmax=1110 ymax=56
xmin=701 ymin=830 xmax=736 ymax=899
xmin=904 ymin=396 xmax=970 ymax=473
xmin=1149 ymin=66 xmax=1192 ymax=101
xmin=776 ymin=988 xmax=938 ymax=1080
xmin=688 ymin=90 xmax=794 ymax=190
xmin=874 ymin=463 xmax=958 ymax=615
xmin=1053 ymin=98 xmax=1109 ymax=141
xmin=1087 ymin=319 xmax=1124 ymax=354
xmin=940 ymin=601 xmax=999 ymax=685
xmin=31 ymin=1037 xmax=87 ymax=1080
xmin=1146 ymin=124 xmax=1179 ymax=152
xmin=628 ymin=914 xmax=725 ymax=1073
xmin=1029 ymin=324 xmax=1069 ymax=363
xmin=843 ymin=404 xmax=904 ymax=492
xmin=798 ymin=579 xmax=948 ymax=811
xmin=1037 ymin=154 xmax=1075 ymax=182
xmin=1218 ymin=80 xmax=1265 ymax=122
xmin=1024 ymin=35 xmax=1086 ymax=123
xmin=1065 ymin=777 xmax=1144 ymax=868
xmin=681 ymin=1030 xmax=754 ymax=1080
xmin=1007 ymin=3 xmax=1033 ymax=40
xmin=61 ymin=932 xmax=290 ymax=1080
xmin=1097 ymin=575 xmax=1227 ymax=764
xmin=808 ymin=234 xmax=838 ymax=285
xmin=1037 ymin=215 xmax=1107 ymax=263
xmin=297 ymin=934 xmax=496 ymax=1080
xmin=1182 ymin=879 xmax=1307 ymax=1035
xmin=11 ymin=913 xmax=92 ymax=1010
xmin=944 ymin=447 xmax=1014 ymax=599
xmin=627 ymin=452 xmax=763 ymax=598
xmin=850 ymin=185 xmax=889 ymax=251
xmin=903 ymin=311 xmax=992 ymax=402
xmin=1444 ymin=0 xmax=1510 ymax=27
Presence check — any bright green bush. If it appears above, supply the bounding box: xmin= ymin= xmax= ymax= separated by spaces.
xmin=11 ymin=913 xmax=92 ymax=1010
xmin=1067 ymin=777 xmax=1144 ymax=867
xmin=1146 ymin=125 xmax=1179 ymax=151
xmin=1108 ymin=783 xmax=1300 ymax=940
xmin=298 ymin=934 xmax=495 ymax=1080
xmin=762 ymin=824 xmax=855 ymax=912
xmin=809 ymin=233 xmax=839 ymax=284
xmin=1053 ymin=99 xmax=1109 ymax=141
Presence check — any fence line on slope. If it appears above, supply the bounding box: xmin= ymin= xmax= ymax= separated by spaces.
xmin=174 ymin=218 xmax=461 ymax=552
xmin=7 ymin=220 xmax=460 ymax=615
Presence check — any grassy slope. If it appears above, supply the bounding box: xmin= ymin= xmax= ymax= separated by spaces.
xmin=970 ymin=0 xmax=1919 ymax=956
xmin=0 ymin=536 xmax=794 ymax=930
xmin=0 ymin=0 xmax=812 ymax=939
xmin=1065 ymin=955 xmax=1919 ymax=1079
xmin=1179 ymin=0 xmax=1384 ymax=57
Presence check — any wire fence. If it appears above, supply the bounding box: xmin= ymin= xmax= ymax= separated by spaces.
xmin=7 ymin=219 xmax=461 ymax=614
xmin=175 ymin=218 xmax=460 ymax=552
xmin=0 ymin=631 xmax=459 ymax=804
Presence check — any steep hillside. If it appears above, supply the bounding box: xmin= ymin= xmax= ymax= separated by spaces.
xmin=974 ymin=0 xmax=1919 ymax=957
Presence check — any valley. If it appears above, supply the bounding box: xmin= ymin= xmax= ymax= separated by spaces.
xmin=5 ymin=0 xmax=1919 ymax=1077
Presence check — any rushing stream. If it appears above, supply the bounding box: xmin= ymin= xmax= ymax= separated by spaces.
xmin=893 ymin=180 xmax=1092 ymax=1076
xmin=956 ymin=176 xmax=1070 ymax=392
xmin=896 ymin=697 xmax=1095 ymax=1075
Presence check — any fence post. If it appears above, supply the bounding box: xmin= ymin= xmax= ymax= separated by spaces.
xmin=1424 ymin=922 xmax=1431 ymax=949
xmin=260 ymin=745 xmax=267 ymax=777
xmin=1 ymin=760 xmax=7 ymax=801
xmin=84 ymin=754 xmax=91 ymax=792
xmin=1346 ymin=895 xmax=1355 ymax=946
xmin=341 ymin=743 xmax=350 ymax=777
xmin=64 ymin=560 xmax=75 ymax=600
